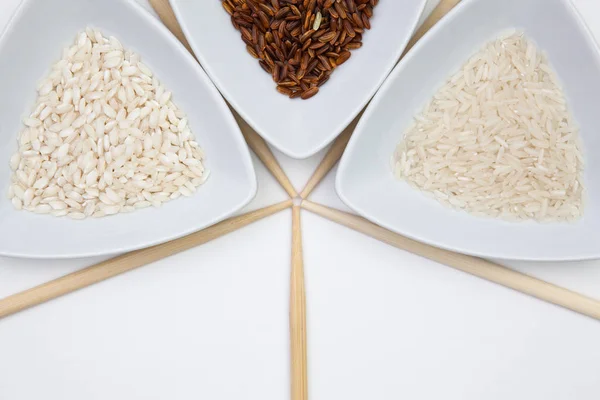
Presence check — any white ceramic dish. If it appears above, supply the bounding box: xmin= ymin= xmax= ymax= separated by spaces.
xmin=0 ymin=0 xmax=257 ymax=259
xmin=337 ymin=0 xmax=600 ymax=261
xmin=169 ymin=0 xmax=427 ymax=159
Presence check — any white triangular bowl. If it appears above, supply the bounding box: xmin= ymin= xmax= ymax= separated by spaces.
xmin=170 ymin=0 xmax=427 ymax=158
xmin=0 ymin=0 xmax=257 ymax=258
xmin=337 ymin=0 xmax=600 ymax=261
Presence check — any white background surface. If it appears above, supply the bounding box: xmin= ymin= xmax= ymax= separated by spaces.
xmin=1 ymin=0 xmax=600 ymax=399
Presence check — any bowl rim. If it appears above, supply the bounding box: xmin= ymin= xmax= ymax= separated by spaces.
xmin=169 ymin=0 xmax=428 ymax=159
xmin=0 ymin=0 xmax=258 ymax=259
xmin=336 ymin=0 xmax=600 ymax=262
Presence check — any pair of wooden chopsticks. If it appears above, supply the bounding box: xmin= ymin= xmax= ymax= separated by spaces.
xmin=0 ymin=200 xmax=292 ymax=318
xmin=301 ymin=201 xmax=600 ymax=320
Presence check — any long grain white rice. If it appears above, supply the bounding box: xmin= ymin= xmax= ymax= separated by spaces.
xmin=8 ymin=29 xmax=209 ymax=219
xmin=393 ymin=32 xmax=584 ymax=222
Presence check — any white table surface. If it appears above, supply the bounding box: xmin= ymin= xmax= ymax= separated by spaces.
xmin=1 ymin=0 xmax=600 ymax=399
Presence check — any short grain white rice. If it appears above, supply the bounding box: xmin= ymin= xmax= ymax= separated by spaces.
xmin=8 ymin=29 xmax=208 ymax=219
xmin=393 ymin=32 xmax=584 ymax=222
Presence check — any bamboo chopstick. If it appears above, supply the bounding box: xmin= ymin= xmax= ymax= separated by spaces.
xmin=149 ymin=0 xmax=298 ymax=198
xmin=148 ymin=0 xmax=193 ymax=53
xmin=290 ymin=206 xmax=308 ymax=400
xmin=301 ymin=200 xmax=600 ymax=321
xmin=233 ymin=112 xmax=298 ymax=198
xmin=299 ymin=0 xmax=462 ymax=199
xmin=299 ymin=117 xmax=358 ymax=199
xmin=402 ymin=0 xmax=462 ymax=58
xmin=0 ymin=200 xmax=292 ymax=319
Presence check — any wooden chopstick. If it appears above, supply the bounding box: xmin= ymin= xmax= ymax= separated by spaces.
xmin=299 ymin=116 xmax=358 ymax=199
xmin=0 ymin=200 xmax=292 ymax=319
xmin=149 ymin=0 xmax=298 ymax=198
xmin=290 ymin=206 xmax=308 ymax=400
xmin=148 ymin=0 xmax=194 ymax=53
xmin=299 ymin=0 xmax=462 ymax=199
xmin=301 ymin=200 xmax=600 ymax=321
xmin=403 ymin=0 xmax=462 ymax=58
xmin=232 ymin=112 xmax=298 ymax=198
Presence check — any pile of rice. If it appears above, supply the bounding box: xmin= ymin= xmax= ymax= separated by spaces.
xmin=393 ymin=31 xmax=584 ymax=222
xmin=8 ymin=28 xmax=208 ymax=219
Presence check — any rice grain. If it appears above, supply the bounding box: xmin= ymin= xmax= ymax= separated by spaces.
xmin=8 ymin=29 xmax=208 ymax=219
xmin=393 ymin=32 xmax=584 ymax=222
